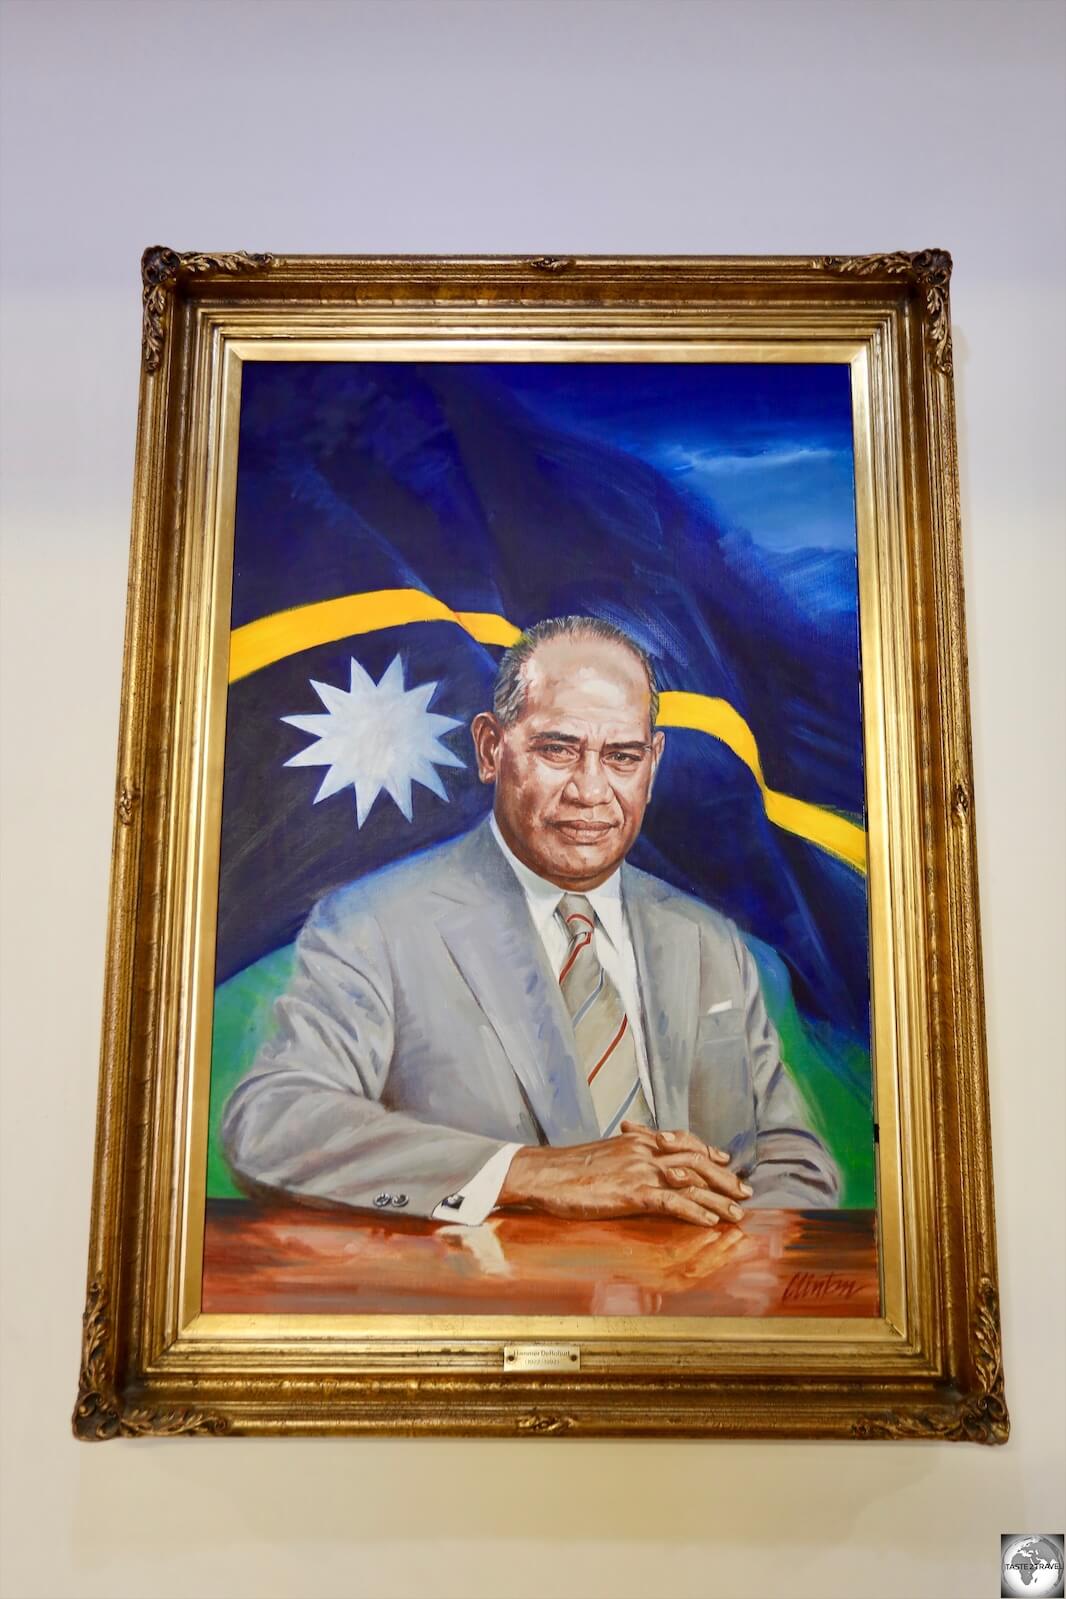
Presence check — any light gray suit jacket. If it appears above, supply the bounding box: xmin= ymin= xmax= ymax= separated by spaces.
xmin=221 ymin=819 xmax=840 ymax=1216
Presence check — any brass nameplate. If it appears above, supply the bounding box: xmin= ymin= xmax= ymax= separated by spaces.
xmin=503 ymin=1344 xmax=580 ymax=1372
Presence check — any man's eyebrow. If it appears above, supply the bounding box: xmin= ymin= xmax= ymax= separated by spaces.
xmin=527 ymin=732 xmax=650 ymax=751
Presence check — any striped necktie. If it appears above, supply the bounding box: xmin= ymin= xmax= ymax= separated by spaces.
xmin=556 ymin=892 xmax=653 ymax=1136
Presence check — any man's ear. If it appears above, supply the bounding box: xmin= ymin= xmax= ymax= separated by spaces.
xmin=471 ymin=712 xmax=503 ymax=784
xmin=648 ymin=729 xmax=665 ymax=794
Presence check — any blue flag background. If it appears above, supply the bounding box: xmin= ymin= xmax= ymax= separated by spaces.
xmin=208 ymin=360 xmax=875 ymax=1204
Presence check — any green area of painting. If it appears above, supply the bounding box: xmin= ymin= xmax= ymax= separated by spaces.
xmin=747 ymin=936 xmax=875 ymax=1210
xmin=207 ymin=945 xmax=297 ymax=1199
xmin=207 ymin=938 xmax=875 ymax=1208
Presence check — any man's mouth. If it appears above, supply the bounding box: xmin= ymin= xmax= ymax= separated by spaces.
xmin=550 ymin=820 xmax=617 ymax=843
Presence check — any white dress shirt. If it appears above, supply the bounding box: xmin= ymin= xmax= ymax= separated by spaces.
xmin=431 ymin=816 xmax=656 ymax=1225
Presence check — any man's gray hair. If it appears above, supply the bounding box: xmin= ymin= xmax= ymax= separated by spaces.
xmin=493 ymin=616 xmax=659 ymax=729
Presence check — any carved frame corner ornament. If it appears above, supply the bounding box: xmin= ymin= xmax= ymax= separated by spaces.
xmin=140 ymin=246 xmax=273 ymax=374
xmin=822 ymin=249 xmax=954 ymax=376
xmin=851 ymin=1279 xmax=1009 ymax=1444
xmin=72 ymin=1280 xmax=231 ymax=1441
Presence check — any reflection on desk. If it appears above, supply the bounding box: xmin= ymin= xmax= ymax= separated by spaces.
xmin=202 ymin=1200 xmax=879 ymax=1318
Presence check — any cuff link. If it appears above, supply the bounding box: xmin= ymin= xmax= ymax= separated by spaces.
xmin=373 ymin=1191 xmax=409 ymax=1209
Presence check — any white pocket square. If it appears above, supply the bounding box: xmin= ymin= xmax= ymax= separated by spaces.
xmin=706 ymin=1000 xmax=734 ymax=1015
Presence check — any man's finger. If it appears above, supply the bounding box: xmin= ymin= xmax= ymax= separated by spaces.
xmin=619 ymin=1122 xmax=734 ymax=1170
xmin=618 ymin=1121 xmax=659 ymax=1144
xmin=658 ymin=1150 xmax=751 ymax=1202
xmin=661 ymin=1166 xmax=746 ymax=1222
xmin=654 ymin=1126 xmax=731 ymax=1164
xmin=651 ymin=1188 xmax=722 ymax=1229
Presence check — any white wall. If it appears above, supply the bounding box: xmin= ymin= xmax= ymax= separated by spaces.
xmin=1 ymin=3 xmax=1063 ymax=1596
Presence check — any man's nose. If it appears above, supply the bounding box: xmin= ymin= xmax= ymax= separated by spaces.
xmin=563 ymin=751 xmax=613 ymax=806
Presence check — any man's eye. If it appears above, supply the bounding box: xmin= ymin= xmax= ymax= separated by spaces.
xmin=538 ymin=744 xmax=572 ymax=758
xmin=606 ymin=752 xmax=641 ymax=769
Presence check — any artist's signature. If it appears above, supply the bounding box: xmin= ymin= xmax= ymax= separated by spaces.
xmin=782 ymin=1270 xmax=860 ymax=1303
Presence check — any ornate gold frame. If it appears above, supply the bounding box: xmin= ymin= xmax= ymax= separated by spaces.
xmin=75 ymin=251 xmax=1005 ymax=1441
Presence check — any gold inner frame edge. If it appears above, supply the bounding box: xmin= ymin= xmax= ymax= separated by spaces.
xmin=164 ymin=316 xmax=918 ymax=1361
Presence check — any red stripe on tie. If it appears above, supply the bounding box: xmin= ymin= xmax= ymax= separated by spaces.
xmin=588 ymin=1015 xmax=628 ymax=1084
xmin=558 ymin=930 xmax=593 ymax=984
xmin=565 ymin=912 xmax=595 ymax=931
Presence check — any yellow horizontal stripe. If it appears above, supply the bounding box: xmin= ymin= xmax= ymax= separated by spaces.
xmin=229 ymin=589 xmax=524 ymax=682
xmin=227 ymin=586 xmax=866 ymax=874
xmin=454 ymin=609 xmax=523 ymax=648
xmin=657 ymin=692 xmax=866 ymax=872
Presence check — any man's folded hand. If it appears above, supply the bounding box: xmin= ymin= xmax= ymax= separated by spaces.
xmin=498 ymin=1125 xmax=753 ymax=1227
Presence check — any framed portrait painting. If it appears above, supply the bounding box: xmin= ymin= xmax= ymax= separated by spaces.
xmin=75 ymin=251 xmax=1006 ymax=1440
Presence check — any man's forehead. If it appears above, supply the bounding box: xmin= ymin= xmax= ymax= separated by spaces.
xmin=519 ymin=637 xmax=651 ymax=726
xmin=523 ymin=635 xmax=648 ymax=696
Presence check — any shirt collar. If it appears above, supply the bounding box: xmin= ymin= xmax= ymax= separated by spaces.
xmin=489 ymin=813 xmax=626 ymax=949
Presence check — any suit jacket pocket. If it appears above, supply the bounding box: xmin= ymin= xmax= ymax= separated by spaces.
xmin=688 ymin=1013 xmax=756 ymax=1161
xmin=696 ymin=1006 xmax=746 ymax=1041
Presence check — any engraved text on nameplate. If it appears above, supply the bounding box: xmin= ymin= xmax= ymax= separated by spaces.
xmin=503 ymin=1345 xmax=581 ymax=1372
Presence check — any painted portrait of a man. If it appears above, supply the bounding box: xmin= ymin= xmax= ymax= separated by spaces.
xmin=203 ymin=358 xmax=875 ymax=1317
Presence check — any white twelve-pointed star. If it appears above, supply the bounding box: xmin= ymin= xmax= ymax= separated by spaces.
xmin=282 ymin=655 xmax=465 ymax=826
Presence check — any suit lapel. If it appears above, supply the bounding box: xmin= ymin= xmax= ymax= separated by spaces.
xmin=433 ymin=823 xmax=599 ymax=1144
xmin=623 ymin=870 xmax=700 ymax=1130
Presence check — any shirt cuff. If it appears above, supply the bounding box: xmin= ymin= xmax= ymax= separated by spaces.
xmin=431 ymin=1143 xmax=521 ymax=1226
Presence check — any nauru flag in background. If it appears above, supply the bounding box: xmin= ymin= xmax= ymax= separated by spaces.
xmin=208 ymin=360 xmax=875 ymax=1205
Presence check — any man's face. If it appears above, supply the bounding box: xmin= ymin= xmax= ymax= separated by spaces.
xmin=472 ymin=635 xmax=664 ymax=890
